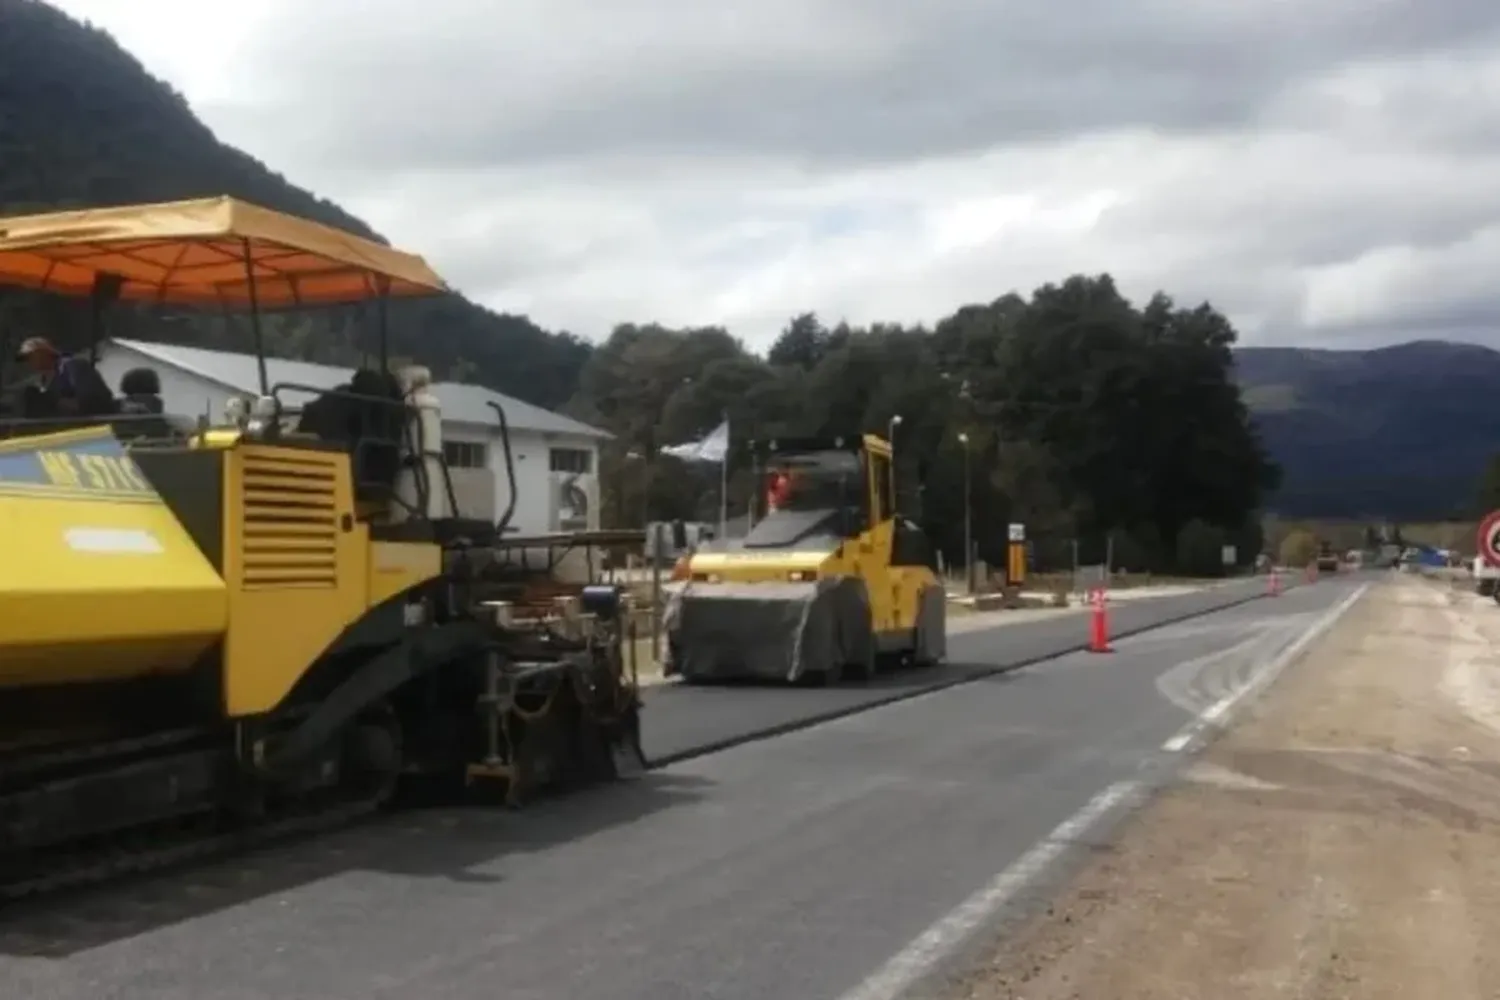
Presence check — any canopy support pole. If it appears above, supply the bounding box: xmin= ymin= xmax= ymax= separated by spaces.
xmin=86 ymin=272 xmax=123 ymax=364
xmin=376 ymin=275 xmax=391 ymax=371
xmin=241 ymin=238 xmax=268 ymax=394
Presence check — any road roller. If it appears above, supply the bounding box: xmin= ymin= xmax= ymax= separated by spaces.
xmin=661 ymin=433 xmax=947 ymax=685
xmin=0 ymin=196 xmax=644 ymax=897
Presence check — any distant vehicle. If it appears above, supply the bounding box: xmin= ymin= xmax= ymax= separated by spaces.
xmin=1316 ymin=540 xmax=1341 ymax=573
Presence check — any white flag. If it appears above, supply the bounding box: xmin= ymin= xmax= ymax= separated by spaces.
xmin=661 ymin=418 xmax=730 ymax=464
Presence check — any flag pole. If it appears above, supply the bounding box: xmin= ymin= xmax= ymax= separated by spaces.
xmin=718 ymin=410 xmax=729 ymax=540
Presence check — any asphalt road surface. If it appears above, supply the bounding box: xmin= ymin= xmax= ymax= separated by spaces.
xmin=0 ymin=574 xmax=1354 ymax=1000
xmin=644 ymin=574 xmax=1289 ymax=763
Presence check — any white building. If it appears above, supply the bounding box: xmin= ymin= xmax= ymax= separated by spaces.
xmin=95 ymin=338 xmax=610 ymax=537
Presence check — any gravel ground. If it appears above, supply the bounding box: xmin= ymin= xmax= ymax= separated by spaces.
xmin=945 ymin=574 xmax=1500 ymax=1000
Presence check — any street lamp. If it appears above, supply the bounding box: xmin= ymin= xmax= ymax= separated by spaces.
xmin=957 ymin=431 xmax=973 ymax=593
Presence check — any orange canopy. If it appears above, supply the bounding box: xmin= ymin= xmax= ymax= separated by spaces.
xmin=0 ymin=196 xmax=450 ymax=308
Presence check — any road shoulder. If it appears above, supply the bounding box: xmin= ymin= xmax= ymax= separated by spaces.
xmin=944 ymin=576 xmax=1500 ymax=1000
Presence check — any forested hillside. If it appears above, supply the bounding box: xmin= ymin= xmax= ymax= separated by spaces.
xmin=1235 ymin=341 xmax=1500 ymax=521
xmin=0 ymin=0 xmax=591 ymax=409
xmin=12 ymin=0 xmax=1479 ymax=569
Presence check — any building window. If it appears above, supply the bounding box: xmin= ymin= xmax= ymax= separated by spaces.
xmin=444 ymin=441 xmax=487 ymax=469
xmin=549 ymin=447 xmax=592 ymax=474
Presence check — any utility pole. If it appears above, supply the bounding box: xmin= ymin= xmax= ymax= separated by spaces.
xmin=958 ymin=431 xmax=973 ymax=593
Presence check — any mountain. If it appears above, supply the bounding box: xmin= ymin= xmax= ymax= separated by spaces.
xmin=1234 ymin=340 xmax=1500 ymax=520
xmin=0 ymin=0 xmax=589 ymax=411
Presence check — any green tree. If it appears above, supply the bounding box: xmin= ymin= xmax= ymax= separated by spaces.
xmin=1175 ymin=520 xmax=1229 ymax=577
xmin=767 ymin=312 xmax=831 ymax=371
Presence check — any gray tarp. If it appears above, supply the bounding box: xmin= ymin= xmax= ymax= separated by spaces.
xmin=663 ymin=576 xmax=873 ymax=683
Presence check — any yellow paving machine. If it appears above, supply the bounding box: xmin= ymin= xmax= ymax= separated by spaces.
xmin=662 ymin=433 xmax=946 ymax=685
xmin=0 ymin=197 xmax=644 ymax=897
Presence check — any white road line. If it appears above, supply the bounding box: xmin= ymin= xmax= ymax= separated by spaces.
xmin=1153 ymin=631 xmax=1269 ymax=714
xmin=1200 ymin=691 xmax=1236 ymax=722
xmin=841 ymin=584 xmax=1372 ymax=1000
xmin=1161 ymin=730 xmax=1193 ymax=753
xmin=1159 ymin=582 xmax=1370 ymax=753
xmin=835 ymin=780 xmax=1140 ymax=1000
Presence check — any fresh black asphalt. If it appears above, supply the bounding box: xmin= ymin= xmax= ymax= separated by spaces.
xmin=0 ymin=574 xmax=1353 ymax=1000
xmin=643 ymin=575 xmax=1287 ymax=763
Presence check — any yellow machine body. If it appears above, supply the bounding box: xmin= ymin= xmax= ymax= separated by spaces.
xmin=216 ymin=440 xmax=440 ymax=718
xmin=0 ymin=197 xmax=647 ymax=891
xmin=666 ymin=434 xmax=945 ymax=683
xmin=0 ymin=426 xmax=440 ymax=718
xmin=0 ymin=427 xmax=226 ymax=688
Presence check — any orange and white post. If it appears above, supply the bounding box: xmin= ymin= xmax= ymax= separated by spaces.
xmin=1087 ymin=586 xmax=1113 ymax=653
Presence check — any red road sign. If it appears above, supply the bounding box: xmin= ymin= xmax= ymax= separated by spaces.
xmin=1479 ymin=510 xmax=1500 ymax=566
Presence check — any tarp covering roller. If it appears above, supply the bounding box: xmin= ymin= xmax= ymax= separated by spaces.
xmin=664 ymin=576 xmax=873 ymax=683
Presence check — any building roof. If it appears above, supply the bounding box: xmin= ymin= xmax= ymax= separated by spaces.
xmin=422 ymin=380 xmax=609 ymax=440
xmin=107 ymin=337 xmax=610 ymax=441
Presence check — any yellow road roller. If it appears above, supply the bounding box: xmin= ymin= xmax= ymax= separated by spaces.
xmin=0 ymin=196 xmax=644 ymax=897
xmin=662 ymin=433 xmax=946 ymax=685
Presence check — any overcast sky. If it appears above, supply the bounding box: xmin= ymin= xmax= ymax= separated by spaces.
xmin=48 ymin=0 xmax=1500 ymax=350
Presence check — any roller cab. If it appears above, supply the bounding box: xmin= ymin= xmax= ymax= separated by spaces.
xmin=663 ymin=434 xmax=946 ymax=685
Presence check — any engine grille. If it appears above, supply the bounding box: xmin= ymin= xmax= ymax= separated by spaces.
xmin=238 ymin=451 xmax=340 ymax=589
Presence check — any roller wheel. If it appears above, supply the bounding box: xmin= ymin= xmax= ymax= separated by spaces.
xmin=912 ymin=587 xmax=947 ymax=668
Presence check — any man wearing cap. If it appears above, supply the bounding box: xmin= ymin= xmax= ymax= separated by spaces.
xmin=15 ymin=337 xmax=115 ymax=418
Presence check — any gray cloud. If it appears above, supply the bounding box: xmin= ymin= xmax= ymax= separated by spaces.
xmin=60 ymin=0 xmax=1500 ymax=349
xmin=223 ymin=0 xmax=1500 ymax=171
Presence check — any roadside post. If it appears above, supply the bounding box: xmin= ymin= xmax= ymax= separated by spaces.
xmin=1087 ymin=586 xmax=1112 ymax=653
xmin=1006 ymin=523 xmax=1026 ymax=587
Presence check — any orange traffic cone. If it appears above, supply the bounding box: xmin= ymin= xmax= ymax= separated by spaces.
xmin=1087 ymin=587 xmax=1113 ymax=653
xmin=1306 ymin=564 xmax=1317 ymax=584
xmin=1268 ymin=569 xmax=1281 ymax=596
